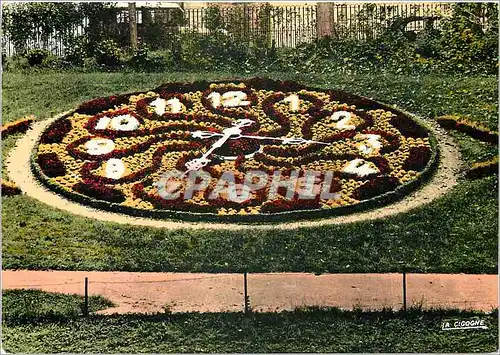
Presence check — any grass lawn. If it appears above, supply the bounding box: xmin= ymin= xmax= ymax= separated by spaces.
xmin=2 ymin=70 xmax=498 ymax=274
xmin=2 ymin=289 xmax=114 ymax=325
xmin=2 ymin=290 xmax=498 ymax=353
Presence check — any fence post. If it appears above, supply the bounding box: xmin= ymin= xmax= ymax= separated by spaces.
xmin=402 ymin=267 xmax=407 ymax=312
xmin=84 ymin=277 xmax=89 ymax=317
xmin=243 ymin=272 xmax=250 ymax=314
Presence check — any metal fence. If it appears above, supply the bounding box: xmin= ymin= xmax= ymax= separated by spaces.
xmin=326 ymin=2 xmax=453 ymax=39
xmin=0 ymin=2 xmax=478 ymax=57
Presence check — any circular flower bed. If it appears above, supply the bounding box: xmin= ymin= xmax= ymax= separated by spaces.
xmin=31 ymin=78 xmax=438 ymax=222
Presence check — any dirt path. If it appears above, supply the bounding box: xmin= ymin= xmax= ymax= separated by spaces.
xmin=3 ymin=270 xmax=497 ymax=314
xmin=6 ymin=114 xmax=463 ymax=230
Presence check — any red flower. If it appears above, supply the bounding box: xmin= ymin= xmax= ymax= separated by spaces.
xmin=37 ymin=153 xmax=66 ymax=177
xmin=74 ymin=181 xmax=125 ymax=203
xmin=40 ymin=118 xmax=72 ymax=144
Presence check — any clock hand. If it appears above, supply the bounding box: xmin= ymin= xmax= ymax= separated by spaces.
xmin=184 ymin=133 xmax=231 ymax=173
xmin=190 ymin=131 xmax=330 ymax=146
xmin=185 ymin=119 xmax=255 ymax=173
xmin=241 ymin=135 xmax=331 ymax=145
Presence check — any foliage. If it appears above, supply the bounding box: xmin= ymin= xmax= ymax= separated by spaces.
xmin=1 ymin=71 xmax=497 ymax=274
xmin=436 ymin=3 xmax=498 ymax=74
xmin=2 ymin=301 xmax=498 ymax=353
xmin=2 ymin=2 xmax=117 ymax=60
xmin=25 ymin=49 xmax=51 ymax=66
xmin=204 ymin=4 xmax=273 ymax=47
xmin=93 ymin=39 xmax=123 ymax=68
xmin=204 ymin=6 xmax=225 ymax=34
xmin=63 ymin=35 xmax=89 ymax=66
xmin=2 ymin=3 xmax=497 ymax=74
xmin=2 ymin=289 xmax=114 ymax=326
xmin=127 ymin=46 xmax=151 ymax=71
xmin=2 ymin=2 xmax=84 ymax=52
xmin=173 ymin=31 xmax=248 ymax=70
xmin=25 ymin=49 xmax=57 ymax=67
xmin=141 ymin=8 xmax=185 ymax=51
xmin=278 ymin=3 xmax=498 ymax=76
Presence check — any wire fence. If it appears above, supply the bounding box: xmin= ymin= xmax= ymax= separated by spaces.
xmin=6 ymin=272 xmax=497 ymax=315
xmin=1 ymin=2 xmax=491 ymax=57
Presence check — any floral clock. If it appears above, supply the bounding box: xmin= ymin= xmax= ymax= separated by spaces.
xmin=31 ymin=78 xmax=438 ymax=222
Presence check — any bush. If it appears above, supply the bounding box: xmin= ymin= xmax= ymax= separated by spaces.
xmin=172 ymin=32 xmax=248 ymax=70
xmin=436 ymin=3 xmax=498 ymax=74
xmin=3 ymin=3 xmax=497 ymax=75
xmin=64 ymin=35 xmax=89 ymax=66
xmin=128 ymin=46 xmax=149 ymax=70
xmin=127 ymin=46 xmax=170 ymax=71
xmin=25 ymin=48 xmax=51 ymax=66
xmin=94 ymin=39 xmax=123 ymax=67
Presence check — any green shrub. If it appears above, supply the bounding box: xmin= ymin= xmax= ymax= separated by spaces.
xmin=2 ymin=3 xmax=497 ymax=75
xmin=64 ymin=35 xmax=89 ymax=66
xmin=171 ymin=31 xmax=248 ymax=70
xmin=127 ymin=46 xmax=149 ymax=70
xmin=2 ymin=55 xmax=29 ymax=71
xmin=436 ymin=3 xmax=498 ymax=74
xmin=127 ymin=45 xmax=170 ymax=72
xmin=25 ymin=48 xmax=51 ymax=66
xmin=94 ymin=39 xmax=123 ymax=68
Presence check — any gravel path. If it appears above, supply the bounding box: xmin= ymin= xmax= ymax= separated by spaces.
xmin=6 ymin=114 xmax=462 ymax=230
xmin=3 ymin=270 xmax=497 ymax=314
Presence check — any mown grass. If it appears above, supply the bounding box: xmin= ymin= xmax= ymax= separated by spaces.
xmin=2 ymin=71 xmax=498 ymax=274
xmin=1 ymin=290 xmax=498 ymax=353
xmin=2 ymin=289 xmax=114 ymax=325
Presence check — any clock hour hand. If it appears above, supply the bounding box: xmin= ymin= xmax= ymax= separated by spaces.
xmin=185 ymin=133 xmax=231 ymax=173
xmin=185 ymin=119 xmax=255 ymax=172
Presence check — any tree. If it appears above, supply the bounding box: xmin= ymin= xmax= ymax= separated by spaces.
xmin=128 ymin=2 xmax=138 ymax=49
xmin=316 ymin=2 xmax=334 ymax=38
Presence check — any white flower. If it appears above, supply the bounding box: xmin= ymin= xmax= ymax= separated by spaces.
xmin=110 ymin=114 xmax=139 ymax=131
xmin=85 ymin=139 xmax=115 ymax=155
xmin=105 ymin=158 xmax=126 ymax=179
xmin=150 ymin=98 xmax=166 ymax=115
xmin=342 ymin=159 xmax=379 ymax=177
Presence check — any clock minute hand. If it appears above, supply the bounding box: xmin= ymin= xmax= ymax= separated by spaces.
xmin=240 ymin=135 xmax=331 ymax=145
xmin=190 ymin=131 xmax=330 ymax=146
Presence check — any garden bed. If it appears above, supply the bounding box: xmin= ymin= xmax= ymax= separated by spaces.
xmin=30 ymin=78 xmax=438 ymax=222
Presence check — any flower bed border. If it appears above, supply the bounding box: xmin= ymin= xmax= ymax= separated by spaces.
xmin=466 ymin=157 xmax=498 ymax=180
xmin=436 ymin=115 xmax=498 ymax=145
xmin=1 ymin=116 xmax=35 ymax=137
xmin=30 ymin=79 xmax=439 ymax=223
xmin=2 ymin=116 xmax=36 ymax=196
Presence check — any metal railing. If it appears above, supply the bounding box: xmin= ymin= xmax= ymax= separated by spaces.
xmin=1 ymin=3 xmax=484 ymax=57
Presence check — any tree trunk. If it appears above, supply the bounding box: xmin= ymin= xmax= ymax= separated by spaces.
xmin=128 ymin=2 xmax=138 ymax=50
xmin=316 ymin=2 xmax=334 ymax=38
